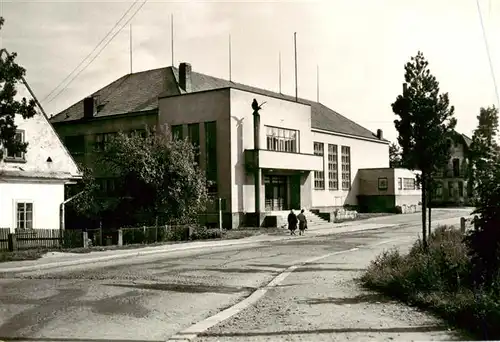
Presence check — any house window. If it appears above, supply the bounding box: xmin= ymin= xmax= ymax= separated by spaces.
xmin=328 ymin=144 xmax=338 ymax=190
xmin=398 ymin=177 xmax=403 ymax=190
xmin=5 ymin=130 xmax=26 ymax=161
xmin=64 ymin=135 xmax=85 ymax=155
xmin=128 ymin=129 xmax=147 ymax=139
xmin=96 ymin=177 xmax=118 ymax=196
xmin=313 ymin=142 xmax=325 ymax=190
xmin=403 ymin=178 xmax=415 ymax=190
xmin=188 ymin=123 xmax=200 ymax=165
xmin=171 ymin=125 xmax=183 ymax=140
xmin=452 ymin=158 xmax=460 ymax=177
xmin=458 ymin=181 xmax=464 ymax=197
xmin=448 ymin=181 xmax=454 ymax=197
xmin=266 ymin=126 xmax=299 ymax=153
xmin=16 ymin=202 xmax=33 ymax=230
xmin=341 ymin=146 xmax=351 ymax=190
xmin=95 ymin=132 xmax=117 ymax=152
xmin=434 ymin=183 xmax=443 ymax=199
xmin=205 ymin=121 xmax=218 ymax=193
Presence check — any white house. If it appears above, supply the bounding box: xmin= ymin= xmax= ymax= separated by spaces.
xmin=0 ymin=110 xmax=82 ymax=232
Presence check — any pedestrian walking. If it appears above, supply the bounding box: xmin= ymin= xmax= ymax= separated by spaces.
xmin=287 ymin=209 xmax=298 ymax=236
xmin=297 ymin=209 xmax=307 ymax=235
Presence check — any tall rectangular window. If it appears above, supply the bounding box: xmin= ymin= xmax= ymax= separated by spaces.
xmin=452 ymin=158 xmax=460 ymax=177
xmin=205 ymin=121 xmax=218 ymax=193
xmin=458 ymin=181 xmax=464 ymax=197
xmin=5 ymin=130 xmax=26 ymax=161
xmin=188 ymin=123 xmax=200 ymax=165
xmin=328 ymin=144 xmax=338 ymax=190
xmin=266 ymin=126 xmax=299 ymax=153
xmin=314 ymin=142 xmax=325 ymax=190
xmin=171 ymin=125 xmax=183 ymax=140
xmin=16 ymin=202 xmax=33 ymax=230
xmin=341 ymin=145 xmax=351 ymax=190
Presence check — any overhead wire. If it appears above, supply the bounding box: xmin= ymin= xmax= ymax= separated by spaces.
xmin=44 ymin=0 xmax=148 ymax=105
xmin=476 ymin=0 xmax=500 ymax=108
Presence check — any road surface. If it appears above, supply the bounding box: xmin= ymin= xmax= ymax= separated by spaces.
xmin=0 ymin=209 xmax=470 ymax=342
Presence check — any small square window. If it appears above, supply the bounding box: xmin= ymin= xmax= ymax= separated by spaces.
xmin=4 ymin=130 xmax=26 ymax=162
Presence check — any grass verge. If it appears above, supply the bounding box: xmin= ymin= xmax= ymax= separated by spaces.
xmin=360 ymin=225 xmax=500 ymax=340
xmin=0 ymin=227 xmax=285 ymax=263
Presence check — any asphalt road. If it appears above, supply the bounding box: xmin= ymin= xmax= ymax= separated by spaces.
xmin=0 ymin=209 xmax=471 ymax=342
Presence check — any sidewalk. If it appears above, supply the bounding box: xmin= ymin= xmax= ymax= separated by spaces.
xmin=0 ymin=215 xmax=465 ymax=274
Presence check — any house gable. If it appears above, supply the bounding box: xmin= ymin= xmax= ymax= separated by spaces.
xmin=1 ymin=111 xmax=81 ymax=181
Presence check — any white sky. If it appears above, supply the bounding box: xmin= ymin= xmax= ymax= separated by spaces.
xmin=1 ymin=0 xmax=498 ymax=143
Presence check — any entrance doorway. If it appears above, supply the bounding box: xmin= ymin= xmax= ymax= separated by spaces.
xmin=264 ymin=175 xmax=288 ymax=211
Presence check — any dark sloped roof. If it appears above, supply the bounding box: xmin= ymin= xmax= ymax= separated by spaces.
xmin=51 ymin=66 xmax=386 ymax=142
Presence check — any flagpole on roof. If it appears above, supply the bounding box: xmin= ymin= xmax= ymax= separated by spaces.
xmin=229 ymin=34 xmax=232 ymax=82
xmin=171 ymin=13 xmax=174 ymax=66
xmin=129 ymin=24 xmax=133 ymax=74
xmin=294 ymin=32 xmax=298 ymax=102
xmin=317 ymin=65 xmax=319 ymax=102
xmin=279 ymin=51 xmax=282 ymax=93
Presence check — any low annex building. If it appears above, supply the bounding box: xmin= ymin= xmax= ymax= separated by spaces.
xmin=51 ymin=62 xmax=420 ymax=228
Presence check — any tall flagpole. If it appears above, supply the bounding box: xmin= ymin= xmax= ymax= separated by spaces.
xmin=294 ymin=32 xmax=298 ymax=102
xmin=317 ymin=65 xmax=319 ymax=102
xmin=129 ymin=24 xmax=133 ymax=74
xmin=279 ymin=51 xmax=282 ymax=93
xmin=171 ymin=13 xmax=174 ymax=66
xmin=229 ymin=34 xmax=232 ymax=82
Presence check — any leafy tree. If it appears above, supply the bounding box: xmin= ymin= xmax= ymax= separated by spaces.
xmin=70 ymin=126 xmax=208 ymax=226
xmin=391 ymin=51 xmax=456 ymax=249
xmin=0 ymin=17 xmax=37 ymax=159
xmin=468 ymin=106 xmax=499 ymax=202
xmin=389 ymin=142 xmax=402 ymax=168
xmin=465 ymin=106 xmax=500 ymax=289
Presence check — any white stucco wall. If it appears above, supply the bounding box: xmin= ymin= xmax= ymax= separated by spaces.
xmin=0 ymin=181 xmax=64 ymax=231
xmin=0 ymin=112 xmax=81 ymax=177
xmin=311 ymin=130 xmax=389 ymax=207
xmin=229 ymin=89 xmax=313 ymax=212
xmin=0 ymin=111 xmax=81 ymax=231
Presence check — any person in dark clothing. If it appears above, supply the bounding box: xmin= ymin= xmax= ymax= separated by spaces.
xmin=297 ymin=209 xmax=307 ymax=235
xmin=288 ymin=210 xmax=298 ymax=235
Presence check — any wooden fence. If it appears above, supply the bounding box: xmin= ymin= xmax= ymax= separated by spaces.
xmin=0 ymin=223 xmax=208 ymax=252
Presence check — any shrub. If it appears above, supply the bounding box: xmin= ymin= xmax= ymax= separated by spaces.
xmin=190 ymin=226 xmax=221 ymax=241
xmin=361 ymin=225 xmax=500 ymax=339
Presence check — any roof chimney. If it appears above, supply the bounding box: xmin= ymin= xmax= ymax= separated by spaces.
xmin=179 ymin=62 xmax=192 ymax=92
xmin=83 ymin=97 xmax=95 ymax=119
xmin=376 ymin=129 xmax=383 ymax=140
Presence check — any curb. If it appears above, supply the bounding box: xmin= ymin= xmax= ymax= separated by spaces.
xmin=0 ymin=236 xmax=275 ymax=274
xmin=0 ymin=215 xmax=464 ymax=274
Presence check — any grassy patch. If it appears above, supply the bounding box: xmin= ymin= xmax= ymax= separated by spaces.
xmin=0 ymin=227 xmax=284 ymax=263
xmin=361 ymin=225 xmax=500 ymax=340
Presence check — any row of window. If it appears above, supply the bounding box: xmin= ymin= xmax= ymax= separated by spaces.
xmin=171 ymin=121 xmax=218 ymax=193
xmin=434 ymin=181 xmax=465 ymax=198
xmin=313 ymin=142 xmax=351 ymax=191
xmin=397 ymin=177 xmax=418 ymax=190
xmin=64 ymin=129 xmax=148 ymax=155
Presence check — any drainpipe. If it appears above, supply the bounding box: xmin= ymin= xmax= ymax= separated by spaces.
xmin=59 ymin=191 xmax=85 ymax=238
xmin=253 ymin=109 xmax=261 ymax=216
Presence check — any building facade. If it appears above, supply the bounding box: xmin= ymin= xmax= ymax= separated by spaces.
xmin=431 ymin=131 xmax=472 ymax=207
xmin=0 ymin=111 xmax=81 ymax=232
xmin=357 ymin=168 xmax=421 ymax=213
xmin=51 ymin=62 xmax=394 ymax=228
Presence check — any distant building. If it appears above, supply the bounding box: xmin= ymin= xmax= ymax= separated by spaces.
xmin=431 ymin=131 xmax=472 ymax=207
xmin=50 ymin=62 xmax=419 ymax=228
xmin=0 ymin=110 xmax=81 ymax=232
